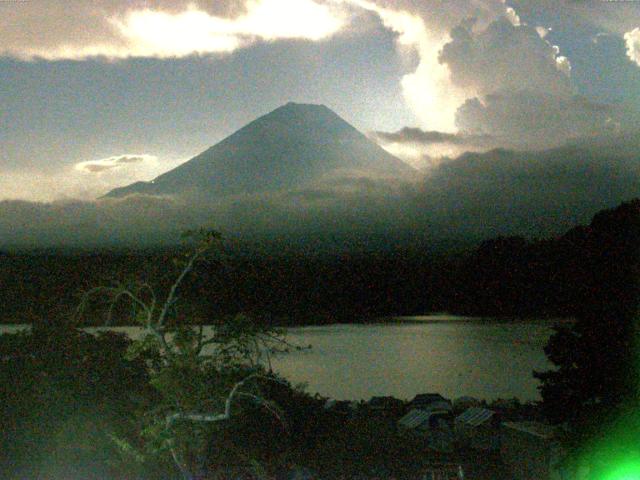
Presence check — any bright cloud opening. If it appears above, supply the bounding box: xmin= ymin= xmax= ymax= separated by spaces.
xmin=342 ymin=0 xmax=470 ymax=133
xmin=4 ymin=0 xmax=347 ymax=61
xmin=112 ymin=0 xmax=346 ymax=58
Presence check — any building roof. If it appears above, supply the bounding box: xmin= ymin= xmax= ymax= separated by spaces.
xmin=411 ymin=393 xmax=450 ymax=410
xmin=369 ymin=396 xmax=403 ymax=408
xmin=399 ymin=408 xmax=451 ymax=429
xmin=502 ymin=421 xmax=556 ymax=439
xmin=412 ymin=393 xmax=447 ymax=403
xmin=399 ymin=409 xmax=434 ymax=429
xmin=324 ymin=399 xmax=356 ymax=412
xmin=455 ymin=407 xmax=495 ymax=427
xmin=455 ymin=396 xmax=479 ymax=403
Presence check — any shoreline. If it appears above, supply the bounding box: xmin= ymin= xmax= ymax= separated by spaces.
xmin=0 ymin=313 xmax=572 ymax=329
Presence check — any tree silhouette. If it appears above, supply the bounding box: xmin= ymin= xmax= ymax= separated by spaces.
xmin=77 ymin=229 xmax=300 ymax=480
xmin=534 ymin=199 xmax=640 ymax=475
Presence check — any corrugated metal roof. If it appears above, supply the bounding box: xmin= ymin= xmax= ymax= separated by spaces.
xmin=502 ymin=421 xmax=556 ymax=439
xmin=399 ymin=409 xmax=433 ymax=429
xmin=455 ymin=407 xmax=495 ymax=427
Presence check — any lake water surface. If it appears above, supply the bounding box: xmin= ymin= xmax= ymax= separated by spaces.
xmin=1 ymin=315 xmax=558 ymax=402
xmin=271 ymin=316 xmax=556 ymax=402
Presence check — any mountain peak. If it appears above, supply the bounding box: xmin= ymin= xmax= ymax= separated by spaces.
xmin=104 ymin=103 xmax=413 ymax=199
xmin=284 ymin=101 xmax=323 ymax=108
xmin=255 ymin=102 xmax=349 ymax=131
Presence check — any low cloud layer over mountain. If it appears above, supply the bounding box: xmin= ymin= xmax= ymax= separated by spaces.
xmin=2 ymin=138 xmax=639 ymax=250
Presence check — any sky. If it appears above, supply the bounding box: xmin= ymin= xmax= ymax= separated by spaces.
xmin=1 ymin=0 xmax=639 ymax=202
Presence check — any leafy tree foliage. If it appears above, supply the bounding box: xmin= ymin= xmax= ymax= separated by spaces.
xmin=534 ymin=199 xmax=640 ymax=473
xmin=78 ymin=229 xmax=299 ymax=480
xmin=0 ymin=325 xmax=155 ymax=479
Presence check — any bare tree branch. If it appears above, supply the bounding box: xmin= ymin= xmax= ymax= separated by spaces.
xmin=158 ymin=249 xmax=202 ymax=329
xmin=165 ymin=373 xmax=288 ymax=429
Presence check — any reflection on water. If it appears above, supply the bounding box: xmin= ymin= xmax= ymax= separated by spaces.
xmin=271 ymin=317 xmax=555 ymax=402
xmin=1 ymin=316 xmax=556 ymax=402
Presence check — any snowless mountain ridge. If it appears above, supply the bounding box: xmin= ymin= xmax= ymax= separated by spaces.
xmin=104 ymin=102 xmax=414 ymax=199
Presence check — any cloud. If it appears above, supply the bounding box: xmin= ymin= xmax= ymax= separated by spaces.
xmin=416 ymin=142 xmax=640 ymax=238
xmin=345 ymin=0 xmax=507 ymax=35
xmin=439 ymin=17 xmax=572 ymax=97
xmin=0 ymin=155 xmax=186 ymax=202
xmin=625 ymin=28 xmax=640 ymax=67
xmin=345 ymin=0 xmax=622 ymax=155
xmin=355 ymin=1 xmax=588 ymax=153
xmin=454 ymin=91 xmax=626 ymax=150
xmin=0 ymin=195 xmax=202 ymax=249
xmin=116 ymin=155 xmax=146 ymax=164
xmin=431 ymin=11 xmax=640 ymax=151
xmin=1 ymin=138 xmax=640 ymax=249
xmin=510 ymin=0 xmax=640 ymax=37
xmin=371 ymin=127 xmax=506 ymax=170
xmin=372 ymin=127 xmax=499 ymax=165
xmin=339 ymin=0 xmax=496 ymax=132
xmin=373 ymin=127 xmax=495 ymax=147
xmin=341 ymin=0 xmax=577 ymax=141
xmin=0 ymin=173 xmax=417 ymax=249
xmin=75 ymin=154 xmax=152 ymax=174
xmin=0 ymin=0 xmax=346 ymax=60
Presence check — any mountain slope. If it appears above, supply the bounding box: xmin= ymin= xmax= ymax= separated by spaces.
xmin=105 ymin=102 xmax=413 ymax=198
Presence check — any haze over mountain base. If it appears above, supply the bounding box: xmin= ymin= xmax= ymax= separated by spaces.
xmin=1 ymin=104 xmax=639 ymax=250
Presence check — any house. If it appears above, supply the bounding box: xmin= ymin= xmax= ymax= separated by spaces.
xmin=454 ymin=407 xmax=499 ymax=451
xmin=500 ymin=421 xmax=563 ymax=480
xmin=399 ymin=408 xmax=434 ymax=431
xmin=368 ymin=396 xmax=404 ymax=415
xmin=398 ymin=409 xmax=454 ymax=452
xmin=324 ymin=399 xmax=357 ymax=417
xmin=410 ymin=393 xmax=451 ymax=411
xmin=453 ymin=396 xmax=481 ymax=413
xmin=428 ymin=400 xmax=453 ymax=413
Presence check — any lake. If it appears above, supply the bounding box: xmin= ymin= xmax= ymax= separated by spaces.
xmin=0 ymin=315 xmax=558 ymax=402
xmin=270 ymin=316 xmax=557 ymax=402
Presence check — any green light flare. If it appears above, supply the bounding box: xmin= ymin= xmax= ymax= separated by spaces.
xmin=599 ymin=456 xmax=640 ymax=480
